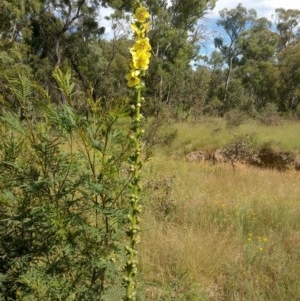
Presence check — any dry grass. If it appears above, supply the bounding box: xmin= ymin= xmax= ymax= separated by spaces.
xmin=157 ymin=118 xmax=300 ymax=155
xmin=138 ymin=154 xmax=300 ymax=300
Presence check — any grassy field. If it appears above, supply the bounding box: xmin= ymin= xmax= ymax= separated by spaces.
xmin=156 ymin=117 xmax=300 ymax=155
xmin=2 ymin=114 xmax=299 ymax=300
xmin=138 ymin=119 xmax=300 ymax=300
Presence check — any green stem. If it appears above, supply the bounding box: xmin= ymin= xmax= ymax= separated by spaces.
xmin=124 ymin=87 xmax=142 ymax=301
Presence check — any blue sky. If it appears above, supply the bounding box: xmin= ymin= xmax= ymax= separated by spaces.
xmin=209 ymin=0 xmax=299 ymax=19
xmin=99 ymin=1 xmax=300 ymax=56
xmin=199 ymin=0 xmax=300 ymax=56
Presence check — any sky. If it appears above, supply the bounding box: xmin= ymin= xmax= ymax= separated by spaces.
xmin=199 ymin=0 xmax=300 ymax=56
xmin=209 ymin=0 xmax=300 ymax=19
xmin=99 ymin=1 xmax=300 ymax=55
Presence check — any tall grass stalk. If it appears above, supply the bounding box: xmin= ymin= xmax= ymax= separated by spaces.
xmin=123 ymin=3 xmax=151 ymax=300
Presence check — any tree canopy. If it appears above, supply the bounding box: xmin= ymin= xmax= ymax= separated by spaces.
xmin=1 ymin=2 xmax=300 ymax=118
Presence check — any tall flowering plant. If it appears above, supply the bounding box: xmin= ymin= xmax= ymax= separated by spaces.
xmin=123 ymin=3 xmax=151 ymax=301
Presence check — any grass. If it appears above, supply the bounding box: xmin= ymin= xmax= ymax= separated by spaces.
xmin=2 ymin=112 xmax=299 ymax=300
xmin=238 ymin=119 xmax=300 ymax=152
xmin=156 ymin=118 xmax=300 ymax=155
xmin=138 ymin=119 xmax=300 ymax=300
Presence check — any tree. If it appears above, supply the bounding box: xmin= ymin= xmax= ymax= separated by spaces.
xmin=278 ymin=41 xmax=300 ymax=111
xmin=144 ymin=0 xmax=216 ymax=115
xmin=238 ymin=61 xmax=280 ymax=110
xmin=27 ymin=0 xmax=104 ymax=70
xmin=214 ymin=4 xmax=256 ymax=108
xmin=236 ymin=17 xmax=280 ymax=110
xmin=1 ymin=0 xmax=219 ymax=117
xmin=238 ymin=17 xmax=278 ymax=63
xmin=275 ymin=8 xmax=300 ymax=52
xmin=0 ymin=0 xmax=41 ymax=43
xmin=0 ymin=0 xmax=111 ymax=110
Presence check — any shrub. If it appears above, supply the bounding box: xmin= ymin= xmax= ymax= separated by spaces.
xmin=144 ymin=177 xmax=176 ymax=222
xmin=0 ymin=71 xmax=130 ymax=300
xmin=225 ymin=109 xmax=248 ymax=127
xmin=295 ymin=102 xmax=300 ymax=119
xmin=204 ymin=97 xmax=224 ymax=116
xmin=222 ymin=133 xmax=256 ymax=164
xmin=252 ymin=142 xmax=295 ymax=171
xmin=258 ymin=103 xmax=282 ymax=125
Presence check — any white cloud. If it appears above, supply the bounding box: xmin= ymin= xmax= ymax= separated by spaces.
xmin=99 ymin=1 xmax=300 ymax=42
xmin=209 ymin=0 xmax=300 ymax=19
xmin=199 ymin=1 xmax=300 ymax=56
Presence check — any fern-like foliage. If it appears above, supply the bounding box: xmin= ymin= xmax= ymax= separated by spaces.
xmin=52 ymin=67 xmax=75 ymax=103
xmin=0 ymin=70 xmax=131 ymax=300
xmin=9 ymin=72 xmax=33 ymax=104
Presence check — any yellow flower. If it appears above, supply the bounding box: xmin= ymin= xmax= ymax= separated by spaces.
xmin=132 ymin=38 xmax=152 ymax=52
xmin=131 ymin=22 xmax=143 ymax=36
xmin=126 ymin=6 xmax=151 ymax=89
xmin=132 ymin=51 xmax=151 ymax=70
xmin=134 ymin=6 xmax=150 ymax=23
xmin=131 ymin=22 xmax=151 ymax=38
xmin=143 ymin=21 xmax=151 ymax=32
xmin=125 ymin=70 xmax=141 ymax=87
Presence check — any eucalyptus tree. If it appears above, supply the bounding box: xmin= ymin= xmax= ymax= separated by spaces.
xmin=275 ymin=8 xmax=300 ymax=52
xmin=28 ymin=0 xmax=104 ymax=71
xmin=101 ymin=0 xmax=217 ymax=116
xmin=272 ymin=14 xmax=300 ymax=111
xmin=0 ymin=0 xmax=104 ymax=66
xmin=0 ymin=0 xmax=110 ymax=109
xmin=145 ymin=0 xmax=216 ymax=115
xmin=1 ymin=0 xmax=217 ymax=116
xmin=0 ymin=0 xmax=130 ymax=65
xmin=236 ymin=17 xmax=280 ymax=110
xmin=0 ymin=0 xmax=41 ymax=43
xmin=214 ymin=4 xmax=256 ymax=108
xmin=238 ymin=17 xmax=278 ymax=63
xmin=278 ymin=40 xmax=300 ymax=111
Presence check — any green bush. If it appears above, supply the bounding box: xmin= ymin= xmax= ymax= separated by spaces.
xmin=225 ymin=109 xmax=248 ymax=127
xmin=222 ymin=133 xmax=256 ymax=163
xmin=295 ymin=103 xmax=300 ymax=119
xmin=0 ymin=71 xmax=131 ymax=300
xmin=258 ymin=103 xmax=282 ymax=125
